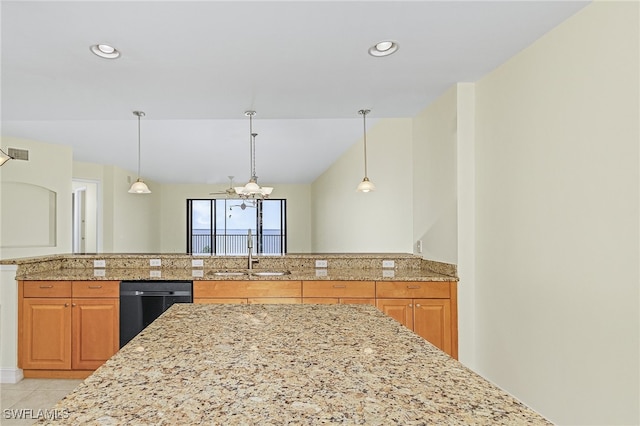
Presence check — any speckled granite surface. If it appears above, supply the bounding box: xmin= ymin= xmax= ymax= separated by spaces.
xmin=14 ymin=267 xmax=454 ymax=282
xmin=3 ymin=253 xmax=457 ymax=282
xmin=40 ymin=304 xmax=549 ymax=425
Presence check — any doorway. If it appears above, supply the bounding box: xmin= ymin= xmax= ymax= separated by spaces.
xmin=72 ymin=179 xmax=99 ymax=253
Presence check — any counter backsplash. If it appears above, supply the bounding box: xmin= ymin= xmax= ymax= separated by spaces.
xmin=1 ymin=253 xmax=457 ymax=281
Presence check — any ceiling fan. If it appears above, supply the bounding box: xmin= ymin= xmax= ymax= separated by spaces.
xmin=209 ymin=176 xmax=237 ymax=197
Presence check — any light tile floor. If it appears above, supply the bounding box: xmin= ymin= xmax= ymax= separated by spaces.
xmin=1 ymin=379 xmax=82 ymax=425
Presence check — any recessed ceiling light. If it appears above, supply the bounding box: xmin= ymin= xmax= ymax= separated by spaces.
xmin=90 ymin=44 xmax=120 ymax=59
xmin=368 ymin=40 xmax=399 ymax=57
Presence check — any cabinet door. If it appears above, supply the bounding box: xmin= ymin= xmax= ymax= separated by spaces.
xmin=413 ymin=299 xmax=452 ymax=355
xmin=72 ymin=299 xmax=119 ymax=370
xmin=22 ymin=298 xmax=71 ymax=370
xmin=376 ymin=299 xmax=413 ymax=329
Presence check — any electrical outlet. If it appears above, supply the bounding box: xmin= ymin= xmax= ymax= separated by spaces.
xmin=315 ymin=269 xmax=328 ymax=277
xmin=416 ymin=240 xmax=423 ymax=253
xmin=150 ymin=270 xmax=162 ymax=278
xmin=93 ymin=269 xmax=106 ymax=277
xmin=192 ymin=259 xmax=204 ymax=267
xmin=150 ymin=259 xmax=161 ymax=267
xmin=93 ymin=259 xmax=106 ymax=268
xmin=192 ymin=269 xmax=204 ymax=278
xmin=315 ymin=260 xmax=328 ymax=268
xmin=382 ymin=260 xmax=395 ymax=269
xmin=383 ymin=269 xmax=395 ymax=278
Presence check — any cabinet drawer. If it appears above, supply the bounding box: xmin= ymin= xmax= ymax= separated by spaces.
xmin=375 ymin=281 xmax=450 ymax=299
xmin=302 ymin=281 xmax=375 ymax=298
xmin=194 ymin=281 xmax=302 ymax=298
xmin=23 ymin=281 xmax=72 ymax=298
xmin=72 ymin=281 xmax=119 ymax=298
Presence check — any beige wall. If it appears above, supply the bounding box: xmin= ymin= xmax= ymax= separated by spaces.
xmin=412 ymin=86 xmax=458 ymax=263
xmin=73 ymin=162 xmax=161 ymax=253
xmin=0 ymin=137 xmax=73 ymax=258
xmin=158 ymin=183 xmax=312 ymax=253
xmin=311 ymin=118 xmax=414 ymax=253
xmin=0 ymin=137 xmax=73 ymax=380
xmin=474 ymin=2 xmax=639 ymax=424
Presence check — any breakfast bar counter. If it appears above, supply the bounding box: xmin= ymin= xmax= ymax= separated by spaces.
xmin=40 ymin=304 xmax=550 ymax=425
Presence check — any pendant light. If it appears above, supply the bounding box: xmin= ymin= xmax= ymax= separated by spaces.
xmin=234 ymin=111 xmax=273 ymax=199
xmin=0 ymin=148 xmax=13 ymax=166
xmin=128 ymin=111 xmax=151 ymax=194
xmin=356 ymin=109 xmax=375 ymax=192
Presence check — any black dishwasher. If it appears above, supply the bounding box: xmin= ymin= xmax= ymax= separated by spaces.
xmin=119 ymin=280 xmax=193 ymax=348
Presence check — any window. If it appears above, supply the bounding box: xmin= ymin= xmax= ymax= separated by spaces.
xmin=187 ymin=199 xmax=286 ymax=255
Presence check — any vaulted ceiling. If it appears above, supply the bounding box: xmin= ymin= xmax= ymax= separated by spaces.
xmin=1 ymin=1 xmax=588 ymax=185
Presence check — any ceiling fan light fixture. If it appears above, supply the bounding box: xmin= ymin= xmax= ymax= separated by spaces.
xmin=128 ymin=111 xmax=151 ymax=194
xmin=368 ymin=40 xmax=398 ymax=57
xmin=90 ymin=43 xmax=120 ymax=59
xmin=234 ymin=111 xmax=274 ymax=199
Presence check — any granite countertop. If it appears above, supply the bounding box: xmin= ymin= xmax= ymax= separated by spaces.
xmin=16 ymin=267 xmax=455 ymax=282
xmin=7 ymin=253 xmax=457 ymax=282
xmin=41 ymin=304 xmax=550 ymax=425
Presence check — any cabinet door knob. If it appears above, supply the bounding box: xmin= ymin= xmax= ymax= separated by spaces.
xmin=72 ymin=303 xmax=77 ymax=307
xmin=64 ymin=303 xmax=69 ymax=307
xmin=408 ymin=303 xmax=413 ymax=308
xmin=416 ymin=303 xmax=421 ymax=307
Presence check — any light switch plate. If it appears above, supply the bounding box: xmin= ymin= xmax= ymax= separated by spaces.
xmin=382 ymin=260 xmax=395 ymax=269
xmin=150 ymin=259 xmax=162 ymax=267
xmin=150 ymin=270 xmax=162 ymax=278
xmin=93 ymin=259 xmax=106 ymax=268
xmin=192 ymin=259 xmax=204 ymax=267
xmin=315 ymin=260 xmax=328 ymax=268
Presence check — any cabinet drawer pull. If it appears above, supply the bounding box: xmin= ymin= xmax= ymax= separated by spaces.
xmin=406 ymin=285 xmax=421 ymax=289
xmin=332 ymin=285 xmax=347 ymax=288
xmin=39 ymin=285 xmax=54 ymax=289
xmin=88 ymin=285 xmax=103 ymax=289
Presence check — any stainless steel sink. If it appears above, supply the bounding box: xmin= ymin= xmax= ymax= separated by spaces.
xmin=250 ymin=271 xmax=291 ymax=276
xmin=212 ymin=270 xmax=249 ymax=276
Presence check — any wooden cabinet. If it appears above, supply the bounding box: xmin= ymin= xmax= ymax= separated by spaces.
xmin=302 ymin=281 xmax=375 ymax=306
xmin=193 ymin=281 xmax=302 ymax=304
xmin=19 ymin=280 xmax=120 ymax=377
xmin=376 ymin=281 xmax=458 ymax=359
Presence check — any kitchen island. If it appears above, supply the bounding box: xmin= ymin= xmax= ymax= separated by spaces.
xmin=39 ymin=304 xmax=550 ymax=425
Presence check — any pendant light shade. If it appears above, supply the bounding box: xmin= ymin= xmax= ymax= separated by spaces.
xmin=128 ymin=111 xmax=151 ymax=194
xmin=234 ymin=111 xmax=274 ymax=199
xmin=357 ymin=109 xmax=375 ymax=192
xmin=0 ymin=148 xmax=13 ymax=166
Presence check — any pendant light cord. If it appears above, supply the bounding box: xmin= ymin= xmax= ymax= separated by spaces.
xmin=137 ymin=114 xmax=141 ymax=178
xmin=246 ymin=111 xmax=257 ymax=181
xmin=359 ymin=109 xmax=370 ymax=178
xmin=133 ymin=111 xmax=145 ymax=179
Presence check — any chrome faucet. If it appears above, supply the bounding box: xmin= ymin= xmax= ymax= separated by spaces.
xmin=247 ymin=229 xmax=259 ymax=269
